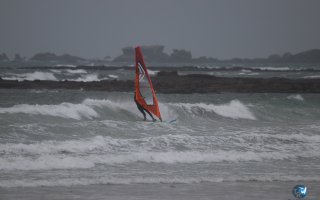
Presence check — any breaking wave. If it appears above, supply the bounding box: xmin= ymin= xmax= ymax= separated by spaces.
xmin=287 ymin=94 xmax=304 ymax=101
xmin=0 ymin=101 xmax=99 ymax=120
xmin=148 ymin=69 xmax=159 ymax=76
xmin=0 ymin=99 xmax=175 ymax=120
xmin=108 ymin=74 xmax=119 ymax=79
xmin=66 ymin=69 xmax=87 ymax=74
xmin=66 ymin=74 xmax=108 ymax=82
xmin=252 ymin=67 xmax=290 ymax=71
xmin=0 ymin=149 xmax=305 ymax=171
xmin=171 ymin=100 xmax=256 ymax=120
xmin=1 ymin=132 xmax=319 ymax=171
xmin=3 ymin=133 xmax=319 ymax=156
xmin=303 ymin=75 xmax=320 ymax=79
xmin=2 ymin=72 xmax=58 ymax=81
xmin=54 ymin=64 xmax=76 ymax=68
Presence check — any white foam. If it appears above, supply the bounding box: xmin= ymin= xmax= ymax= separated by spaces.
xmin=159 ymin=102 xmax=178 ymax=121
xmin=287 ymin=94 xmax=304 ymax=101
xmin=67 ymin=74 xmax=108 ymax=82
xmin=66 ymin=69 xmax=87 ymax=74
xmin=0 ymin=135 xmax=109 ymax=155
xmin=82 ymin=98 xmax=175 ymax=121
xmin=253 ymin=67 xmax=290 ymax=71
xmin=0 ymin=134 xmax=208 ymax=157
xmin=2 ymin=72 xmax=58 ymax=81
xmin=1 ymin=132 xmax=319 ymax=171
xmin=82 ymin=99 xmax=137 ymax=116
xmin=0 ymin=98 xmax=143 ymax=120
xmin=303 ymin=75 xmax=320 ymax=79
xmin=91 ymin=150 xmax=296 ymax=164
xmin=242 ymin=132 xmax=320 ymax=143
xmin=108 ymin=74 xmax=119 ymax=79
xmin=0 ymin=150 xmax=299 ymax=171
xmin=0 ymin=155 xmax=94 ymax=170
xmin=0 ymin=101 xmax=99 ymax=120
xmin=55 ymin=64 xmax=76 ymax=68
xmin=171 ymin=100 xmax=256 ymax=120
xmin=148 ymin=69 xmax=159 ymax=76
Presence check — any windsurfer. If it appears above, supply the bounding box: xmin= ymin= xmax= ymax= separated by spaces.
xmin=134 ymin=92 xmax=156 ymax=121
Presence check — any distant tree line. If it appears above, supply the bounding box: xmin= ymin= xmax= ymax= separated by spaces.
xmin=113 ymin=45 xmax=212 ymax=62
xmin=114 ymin=45 xmax=320 ymax=63
xmin=1 ymin=46 xmax=320 ymax=63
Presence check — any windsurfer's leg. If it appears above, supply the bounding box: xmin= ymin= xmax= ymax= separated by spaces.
xmin=136 ymin=103 xmax=147 ymax=120
xmin=142 ymin=111 xmax=147 ymax=121
xmin=144 ymin=109 xmax=156 ymax=121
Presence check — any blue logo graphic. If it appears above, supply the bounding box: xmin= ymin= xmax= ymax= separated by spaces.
xmin=292 ymin=185 xmax=307 ymax=199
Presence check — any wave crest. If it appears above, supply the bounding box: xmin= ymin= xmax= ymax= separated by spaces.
xmin=2 ymin=72 xmax=58 ymax=81
xmin=287 ymin=94 xmax=304 ymax=101
xmin=0 ymin=100 xmax=102 ymax=120
xmin=171 ymin=100 xmax=256 ymax=120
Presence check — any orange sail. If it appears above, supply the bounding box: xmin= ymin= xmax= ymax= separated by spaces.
xmin=135 ymin=46 xmax=162 ymax=121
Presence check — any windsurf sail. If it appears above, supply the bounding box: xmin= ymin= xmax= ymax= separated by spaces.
xmin=135 ymin=46 xmax=162 ymax=121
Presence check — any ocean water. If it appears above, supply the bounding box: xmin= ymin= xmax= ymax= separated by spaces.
xmin=1 ymin=62 xmax=320 ymax=198
xmin=0 ymin=89 xmax=320 ymax=192
xmin=1 ymin=63 xmax=320 ymax=82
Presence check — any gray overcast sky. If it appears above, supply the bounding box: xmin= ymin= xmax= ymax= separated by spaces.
xmin=0 ymin=0 xmax=320 ymax=59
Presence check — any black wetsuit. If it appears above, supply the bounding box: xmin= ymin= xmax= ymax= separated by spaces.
xmin=134 ymin=94 xmax=156 ymax=121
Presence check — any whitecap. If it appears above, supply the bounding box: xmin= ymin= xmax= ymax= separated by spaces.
xmin=287 ymin=94 xmax=304 ymax=101
xmin=303 ymin=75 xmax=320 ymax=79
xmin=108 ymin=74 xmax=119 ymax=79
xmin=171 ymin=100 xmax=256 ymax=120
xmin=2 ymin=72 xmax=58 ymax=81
xmin=0 ymin=102 xmax=98 ymax=120
xmin=66 ymin=74 xmax=108 ymax=82
xmin=148 ymin=70 xmax=159 ymax=76
xmin=66 ymin=69 xmax=87 ymax=74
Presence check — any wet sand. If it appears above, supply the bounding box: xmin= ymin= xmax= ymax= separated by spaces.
xmin=1 ymin=181 xmax=319 ymax=200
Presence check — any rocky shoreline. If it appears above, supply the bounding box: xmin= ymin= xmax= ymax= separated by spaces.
xmin=1 ymin=72 xmax=320 ymax=93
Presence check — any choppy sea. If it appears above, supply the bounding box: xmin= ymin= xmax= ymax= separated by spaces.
xmin=0 ymin=63 xmax=320 ymax=199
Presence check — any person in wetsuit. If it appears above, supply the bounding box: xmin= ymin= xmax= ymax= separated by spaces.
xmin=134 ymin=92 xmax=156 ymax=121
